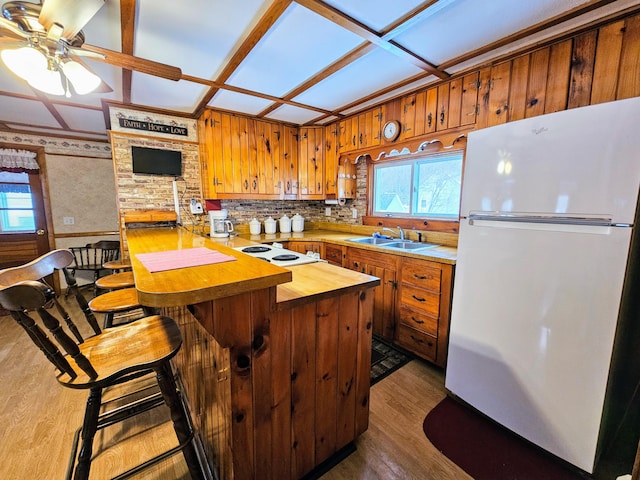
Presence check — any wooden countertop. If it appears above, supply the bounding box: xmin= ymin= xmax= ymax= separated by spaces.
xmin=220 ymin=229 xmax=457 ymax=265
xmin=126 ymin=227 xmax=380 ymax=308
xmin=127 ymin=227 xmax=292 ymax=307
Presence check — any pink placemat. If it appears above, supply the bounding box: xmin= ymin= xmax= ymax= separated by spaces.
xmin=136 ymin=247 xmax=237 ymax=273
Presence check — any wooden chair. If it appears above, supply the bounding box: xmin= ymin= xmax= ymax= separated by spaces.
xmin=94 ymin=270 xmax=135 ymax=292
xmin=69 ymin=240 xmax=121 ymax=296
xmin=0 ymin=280 xmax=205 ymax=480
xmin=103 ymin=259 xmax=132 ymax=273
xmin=89 ymin=286 xmax=154 ymax=329
xmin=0 ymin=249 xmax=102 ymax=339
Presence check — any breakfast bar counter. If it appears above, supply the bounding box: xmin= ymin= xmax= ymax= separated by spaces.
xmin=126 ymin=226 xmax=380 ymax=480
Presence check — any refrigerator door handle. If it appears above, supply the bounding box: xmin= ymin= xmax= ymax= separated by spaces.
xmin=468 ymin=213 xmax=615 ymax=227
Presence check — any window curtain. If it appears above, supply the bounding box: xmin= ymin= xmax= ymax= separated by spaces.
xmin=0 ymin=149 xmax=39 ymax=172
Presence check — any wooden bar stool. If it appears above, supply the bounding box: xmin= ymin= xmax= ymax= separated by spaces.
xmin=94 ymin=271 xmax=135 ymax=292
xmin=89 ymin=287 xmax=155 ymax=328
xmin=0 ymin=280 xmax=205 ymax=480
xmin=103 ymin=259 xmax=132 ymax=273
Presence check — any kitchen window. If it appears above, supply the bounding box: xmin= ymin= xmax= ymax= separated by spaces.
xmin=371 ymin=150 xmax=463 ymax=219
xmin=0 ymin=171 xmax=36 ymax=233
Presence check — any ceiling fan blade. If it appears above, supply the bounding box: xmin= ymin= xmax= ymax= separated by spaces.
xmin=67 ymin=45 xmax=105 ymax=60
xmin=39 ymin=0 xmax=105 ymax=40
xmin=80 ymin=44 xmax=183 ymax=81
xmin=0 ymin=17 xmax=30 ymax=40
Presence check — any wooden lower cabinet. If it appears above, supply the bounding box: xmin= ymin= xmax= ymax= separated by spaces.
xmin=324 ymin=243 xmax=345 ymax=267
xmin=284 ymin=240 xmax=322 ymax=255
xmin=396 ymin=257 xmax=454 ymax=367
xmin=345 ymin=247 xmax=398 ymax=342
xmin=165 ymin=284 xmax=374 ymax=480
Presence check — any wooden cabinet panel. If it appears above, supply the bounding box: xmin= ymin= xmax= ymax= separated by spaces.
xmin=396 ymin=324 xmax=437 ymax=362
xmin=436 ymin=84 xmax=450 ymax=131
xmin=401 ymin=258 xmax=441 ymax=291
xmin=401 ymin=93 xmax=417 ymax=138
xmin=399 ymin=285 xmax=439 ymax=316
xmin=460 ymin=72 xmax=479 ymax=126
xmin=413 ymin=90 xmax=427 ymax=136
xmin=525 ymin=48 xmax=550 ymax=118
xmin=396 ymin=257 xmax=453 ymax=367
xmin=591 ymin=21 xmax=624 ymax=104
xmin=487 ymin=61 xmax=512 ymax=127
xmin=345 ymin=247 xmax=398 ymax=341
xmin=508 ymin=55 xmax=530 ymax=122
xmin=616 ymin=15 xmax=640 ymax=99
xmin=324 ymin=243 xmax=345 ymax=267
xmin=281 ymin=126 xmax=298 ymax=199
xmin=398 ymin=306 xmax=437 ymax=336
xmin=568 ymin=31 xmax=597 ymax=109
xmin=424 ymin=87 xmax=438 ymax=134
xmin=447 ymin=78 xmax=462 ymax=129
xmin=324 ymin=122 xmax=338 ymax=197
xmin=299 ymin=127 xmax=324 ymax=199
xmin=545 ymin=40 xmax=572 ymax=113
xmin=285 ymin=241 xmax=322 ymax=255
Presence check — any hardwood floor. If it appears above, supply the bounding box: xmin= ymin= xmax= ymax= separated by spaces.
xmin=0 ymin=295 xmax=468 ymax=479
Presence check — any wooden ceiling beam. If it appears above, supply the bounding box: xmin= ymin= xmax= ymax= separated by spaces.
xmin=295 ymin=0 xmax=448 ymax=80
xmin=120 ymin=0 xmax=136 ymax=105
xmin=193 ymin=0 xmax=294 ymax=118
xmin=182 ymin=74 xmax=337 ymax=117
xmin=31 ymin=90 xmax=70 ymax=130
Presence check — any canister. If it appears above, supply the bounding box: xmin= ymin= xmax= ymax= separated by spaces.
xmin=249 ymin=218 xmax=261 ymax=235
xmin=279 ymin=214 xmax=291 ymax=233
xmin=292 ymin=213 xmax=304 ymax=232
xmin=264 ymin=216 xmax=277 ymax=234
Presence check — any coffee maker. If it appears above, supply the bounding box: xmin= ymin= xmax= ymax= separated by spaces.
xmin=209 ymin=209 xmax=234 ymax=238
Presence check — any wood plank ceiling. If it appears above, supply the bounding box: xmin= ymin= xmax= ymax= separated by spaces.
xmin=0 ymin=0 xmax=638 ymax=142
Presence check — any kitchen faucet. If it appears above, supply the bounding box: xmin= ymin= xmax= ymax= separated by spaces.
xmin=382 ymin=226 xmax=404 ymax=240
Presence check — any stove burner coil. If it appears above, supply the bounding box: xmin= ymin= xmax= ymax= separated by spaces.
xmin=272 ymin=254 xmax=300 ymax=261
xmin=242 ymin=246 xmax=271 ymax=253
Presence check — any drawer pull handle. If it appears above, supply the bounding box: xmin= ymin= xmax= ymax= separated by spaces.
xmin=413 ymin=274 xmax=428 ymax=280
xmin=411 ymin=335 xmax=434 ymax=347
xmin=411 ymin=316 xmax=424 ymax=325
xmin=412 ymin=295 xmax=426 ymax=302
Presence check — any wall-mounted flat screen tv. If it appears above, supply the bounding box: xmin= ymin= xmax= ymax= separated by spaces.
xmin=131 ymin=146 xmax=182 ymax=176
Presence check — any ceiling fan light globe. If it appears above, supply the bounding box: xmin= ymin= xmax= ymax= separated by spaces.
xmin=61 ymin=60 xmax=100 ymax=94
xmin=27 ymin=68 xmax=65 ymax=96
xmin=1 ymin=46 xmax=47 ymax=81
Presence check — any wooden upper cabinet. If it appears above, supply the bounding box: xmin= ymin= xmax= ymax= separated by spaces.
xmin=298 ymin=127 xmax=324 ymax=199
xmin=401 ymin=93 xmax=417 ymax=138
xmin=281 ymin=125 xmax=299 ymax=199
xmin=324 ymin=122 xmax=339 ymax=197
xmin=198 ymin=111 xmax=291 ymax=199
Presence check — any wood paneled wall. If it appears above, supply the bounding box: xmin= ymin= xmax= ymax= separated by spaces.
xmin=198 ymin=10 xmax=640 ymax=207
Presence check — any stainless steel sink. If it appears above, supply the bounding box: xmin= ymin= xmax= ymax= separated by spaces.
xmin=347 ymin=237 xmax=439 ymax=250
xmin=384 ymin=241 xmax=438 ymax=250
xmin=347 ymin=237 xmax=397 ymax=245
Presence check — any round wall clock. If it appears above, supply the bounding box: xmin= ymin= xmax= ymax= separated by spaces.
xmin=383 ymin=120 xmax=401 ymax=142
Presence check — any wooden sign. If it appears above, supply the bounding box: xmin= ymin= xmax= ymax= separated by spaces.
xmin=118 ymin=118 xmax=188 ymax=136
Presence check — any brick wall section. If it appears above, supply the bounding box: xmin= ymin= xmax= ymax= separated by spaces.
xmin=111 ymin=133 xmax=201 ymax=224
xmin=111 ymin=132 xmax=366 ymax=232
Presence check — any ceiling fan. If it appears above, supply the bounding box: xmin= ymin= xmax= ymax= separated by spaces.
xmin=0 ymin=0 xmax=182 ymax=96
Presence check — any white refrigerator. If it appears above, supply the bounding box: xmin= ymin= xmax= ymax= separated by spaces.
xmin=445 ymin=96 xmax=640 ymax=474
